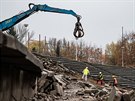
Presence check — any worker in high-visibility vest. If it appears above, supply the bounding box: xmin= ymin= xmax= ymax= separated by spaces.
xmin=82 ymin=67 xmax=90 ymax=81
xmin=97 ymin=72 xmax=104 ymax=85
xmin=112 ymin=75 xmax=118 ymax=87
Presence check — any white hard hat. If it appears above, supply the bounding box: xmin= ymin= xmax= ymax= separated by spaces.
xmin=112 ymin=75 xmax=116 ymax=78
xmin=99 ymin=72 xmax=102 ymax=74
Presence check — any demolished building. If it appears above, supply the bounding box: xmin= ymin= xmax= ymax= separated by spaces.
xmin=0 ymin=31 xmax=135 ymax=101
xmin=34 ymin=53 xmax=135 ymax=101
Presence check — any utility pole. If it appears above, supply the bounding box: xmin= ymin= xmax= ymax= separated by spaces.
xmin=121 ymin=26 xmax=124 ymax=67
xmin=24 ymin=24 xmax=28 ymax=46
xmin=44 ymin=36 xmax=46 ymax=54
xmin=28 ymin=32 xmax=30 ymax=50
xmin=75 ymin=38 xmax=78 ymax=61
xmin=39 ymin=34 xmax=41 ymax=53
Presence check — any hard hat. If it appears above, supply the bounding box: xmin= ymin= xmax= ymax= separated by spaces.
xmin=112 ymin=75 xmax=115 ymax=78
xmin=86 ymin=67 xmax=88 ymax=68
xmin=99 ymin=72 xmax=102 ymax=74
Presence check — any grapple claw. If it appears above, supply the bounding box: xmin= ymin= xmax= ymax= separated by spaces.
xmin=73 ymin=21 xmax=84 ymax=39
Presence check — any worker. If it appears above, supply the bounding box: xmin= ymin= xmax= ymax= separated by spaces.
xmin=82 ymin=67 xmax=90 ymax=81
xmin=97 ymin=72 xmax=104 ymax=85
xmin=112 ymin=75 xmax=118 ymax=87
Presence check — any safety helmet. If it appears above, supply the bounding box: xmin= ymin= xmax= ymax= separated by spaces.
xmin=99 ymin=72 xmax=102 ymax=74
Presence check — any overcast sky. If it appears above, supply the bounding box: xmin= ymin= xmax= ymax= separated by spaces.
xmin=0 ymin=0 xmax=135 ymax=51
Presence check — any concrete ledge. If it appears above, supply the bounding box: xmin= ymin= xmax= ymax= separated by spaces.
xmin=0 ymin=31 xmax=43 ymax=74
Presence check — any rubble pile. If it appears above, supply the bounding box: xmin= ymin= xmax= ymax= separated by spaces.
xmin=31 ymin=55 xmax=135 ymax=101
xmin=34 ymin=53 xmax=135 ymax=89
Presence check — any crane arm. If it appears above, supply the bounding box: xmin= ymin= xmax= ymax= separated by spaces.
xmin=33 ymin=3 xmax=80 ymax=19
xmin=0 ymin=3 xmax=84 ymax=38
xmin=0 ymin=9 xmax=35 ymax=31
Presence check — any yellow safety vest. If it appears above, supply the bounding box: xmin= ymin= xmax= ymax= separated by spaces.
xmin=83 ymin=68 xmax=89 ymax=75
xmin=99 ymin=74 xmax=103 ymax=80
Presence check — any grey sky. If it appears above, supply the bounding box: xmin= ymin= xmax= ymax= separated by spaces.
xmin=0 ymin=0 xmax=135 ymax=51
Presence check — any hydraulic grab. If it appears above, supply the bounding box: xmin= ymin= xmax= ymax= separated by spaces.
xmin=0 ymin=3 xmax=84 ymax=38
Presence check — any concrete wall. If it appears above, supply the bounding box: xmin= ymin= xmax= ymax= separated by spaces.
xmin=0 ymin=65 xmax=36 ymax=101
xmin=0 ymin=32 xmax=43 ymax=101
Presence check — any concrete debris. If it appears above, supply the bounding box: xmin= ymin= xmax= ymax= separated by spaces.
xmin=53 ymin=75 xmax=66 ymax=87
xmin=122 ymin=90 xmax=135 ymax=101
xmin=31 ymin=55 xmax=135 ymax=101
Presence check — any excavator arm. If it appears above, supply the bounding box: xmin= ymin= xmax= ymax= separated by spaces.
xmin=0 ymin=3 xmax=84 ymax=38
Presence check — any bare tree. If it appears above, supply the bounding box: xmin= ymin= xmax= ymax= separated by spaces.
xmin=6 ymin=27 xmax=18 ymax=38
xmin=105 ymin=32 xmax=135 ymax=67
xmin=16 ymin=24 xmax=34 ymax=44
xmin=6 ymin=24 xmax=34 ymax=45
xmin=56 ymin=40 xmax=61 ymax=57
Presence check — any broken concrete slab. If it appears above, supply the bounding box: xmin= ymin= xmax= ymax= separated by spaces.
xmin=108 ymin=86 xmax=116 ymax=101
xmin=53 ymin=82 xmax=63 ymax=96
xmin=53 ymin=75 xmax=66 ymax=87
xmin=42 ymin=69 xmax=54 ymax=77
xmin=122 ymin=92 xmax=131 ymax=101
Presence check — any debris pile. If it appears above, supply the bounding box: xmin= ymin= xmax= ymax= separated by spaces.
xmin=31 ymin=55 xmax=135 ymax=101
